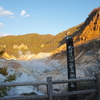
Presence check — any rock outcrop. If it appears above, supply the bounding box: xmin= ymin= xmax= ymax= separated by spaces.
xmin=13 ymin=43 xmax=28 ymax=50
xmin=74 ymin=7 xmax=100 ymax=44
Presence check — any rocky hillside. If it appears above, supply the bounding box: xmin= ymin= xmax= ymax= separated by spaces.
xmin=45 ymin=7 xmax=100 ymax=76
xmin=74 ymin=7 xmax=100 ymax=44
xmin=50 ymin=7 xmax=100 ymax=56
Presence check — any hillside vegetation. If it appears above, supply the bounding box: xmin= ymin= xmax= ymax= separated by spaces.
xmin=0 ymin=23 xmax=82 ymax=58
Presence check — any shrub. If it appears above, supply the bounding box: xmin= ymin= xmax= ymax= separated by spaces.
xmin=0 ymin=68 xmax=8 ymax=76
xmin=0 ymin=68 xmax=16 ymax=97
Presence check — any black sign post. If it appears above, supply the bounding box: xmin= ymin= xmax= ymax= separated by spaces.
xmin=66 ymin=36 xmax=77 ymax=100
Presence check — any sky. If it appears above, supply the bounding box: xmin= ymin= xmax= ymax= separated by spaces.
xmin=0 ymin=0 xmax=100 ymax=36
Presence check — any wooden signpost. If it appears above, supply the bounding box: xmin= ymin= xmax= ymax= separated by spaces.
xmin=66 ymin=36 xmax=77 ymax=100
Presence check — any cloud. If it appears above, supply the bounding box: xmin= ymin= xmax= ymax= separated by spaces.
xmin=0 ymin=23 xmax=5 ymax=29
xmin=9 ymin=16 xmax=14 ymax=18
xmin=20 ymin=10 xmax=30 ymax=17
xmin=0 ymin=32 xmax=10 ymax=37
xmin=24 ymin=15 xmax=30 ymax=17
xmin=0 ymin=6 xmax=14 ymax=16
xmin=20 ymin=10 xmax=26 ymax=16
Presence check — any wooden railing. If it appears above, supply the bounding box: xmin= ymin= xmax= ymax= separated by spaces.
xmin=0 ymin=74 xmax=100 ymax=100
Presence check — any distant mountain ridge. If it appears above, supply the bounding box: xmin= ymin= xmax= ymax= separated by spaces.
xmin=0 ymin=23 xmax=81 ymax=58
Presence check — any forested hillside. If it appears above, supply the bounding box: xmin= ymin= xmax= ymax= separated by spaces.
xmin=0 ymin=23 xmax=82 ymax=58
